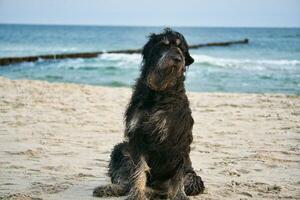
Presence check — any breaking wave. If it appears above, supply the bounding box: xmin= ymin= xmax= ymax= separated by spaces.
xmin=193 ymin=55 xmax=300 ymax=70
xmin=96 ymin=54 xmax=300 ymax=71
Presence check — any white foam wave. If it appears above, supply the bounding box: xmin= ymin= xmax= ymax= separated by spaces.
xmin=49 ymin=53 xmax=142 ymax=69
xmin=98 ymin=53 xmax=300 ymax=69
xmin=193 ymin=55 xmax=300 ymax=70
xmin=98 ymin=53 xmax=142 ymax=66
xmin=37 ymin=53 xmax=299 ymax=71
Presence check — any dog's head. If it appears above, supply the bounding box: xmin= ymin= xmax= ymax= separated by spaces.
xmin=141 ymin=28 xmax=194 ymax=91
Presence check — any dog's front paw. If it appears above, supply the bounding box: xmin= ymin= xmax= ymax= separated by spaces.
xmin=184 ymin=173 xmax=205 ymax=196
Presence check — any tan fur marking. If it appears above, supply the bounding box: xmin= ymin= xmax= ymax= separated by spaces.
xmin=128 ymin=156 xmax=149 ymax=199
xmin=176 ymin=38 xmax=181 ymax=46
xmin=162 ymin=37 xmax=170 ymax=45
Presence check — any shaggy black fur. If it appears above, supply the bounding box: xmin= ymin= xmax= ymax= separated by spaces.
xmin=93 ymin=28 xmax=205 ymax=200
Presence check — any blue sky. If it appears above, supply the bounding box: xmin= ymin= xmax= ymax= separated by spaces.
xmin=0 ymin=0 xmax=299 ymax=27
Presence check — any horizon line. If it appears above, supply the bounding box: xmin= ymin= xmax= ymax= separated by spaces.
xmin=0 ymin=22 xmax=299 ymax=29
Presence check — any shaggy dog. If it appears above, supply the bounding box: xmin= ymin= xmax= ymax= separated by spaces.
xmin=93 ymin=28 xmax=205 ymax=200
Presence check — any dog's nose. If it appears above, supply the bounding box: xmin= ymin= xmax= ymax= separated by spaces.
xmin=171 ymin=54 xmax=182 ymax=63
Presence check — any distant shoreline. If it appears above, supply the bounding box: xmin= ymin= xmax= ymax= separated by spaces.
xmin=1 ymin=23 xmax=300 ymax=29
xmin=1 ymin=76 xmax=299 ymax=95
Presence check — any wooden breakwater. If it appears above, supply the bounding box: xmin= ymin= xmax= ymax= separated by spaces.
xmin=0 ymin=38 xmax=249 ymax=66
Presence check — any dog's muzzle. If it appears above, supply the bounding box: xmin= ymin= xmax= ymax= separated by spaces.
xmin=158 ymin=48 xmax=185 ymax=74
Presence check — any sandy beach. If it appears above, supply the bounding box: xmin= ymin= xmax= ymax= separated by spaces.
xmin=0 ymin=76 xmax=299 ymax=200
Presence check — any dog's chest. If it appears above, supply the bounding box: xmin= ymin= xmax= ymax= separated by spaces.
xmin=147 ymin=110 xmax=169 ymax=142
xmin=128 ymin=108 xmax=192 ymax=143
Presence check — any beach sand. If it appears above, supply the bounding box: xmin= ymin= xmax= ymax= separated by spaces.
xmin=0 ymin=76 xmax=299 ymax=200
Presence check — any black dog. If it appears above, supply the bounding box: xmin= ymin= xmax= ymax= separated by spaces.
xmin=93 ymin=28 xmax=204 ymax=200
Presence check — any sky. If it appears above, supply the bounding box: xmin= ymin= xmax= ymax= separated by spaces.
xmin=0 ymin=0 xmax=299 ymax=27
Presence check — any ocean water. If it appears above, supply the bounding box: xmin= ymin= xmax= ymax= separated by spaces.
xmin=0 ymin=24 xmax=299 ymax=94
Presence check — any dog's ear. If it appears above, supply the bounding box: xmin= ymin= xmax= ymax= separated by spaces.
xmin=185 ymin=52 xmax=194 ymax=66
xmin=176 ymin=33 xmax=194 ymax=66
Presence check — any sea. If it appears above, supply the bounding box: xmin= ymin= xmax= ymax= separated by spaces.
xmin=0 ymin=24 xmax=299 ymax=94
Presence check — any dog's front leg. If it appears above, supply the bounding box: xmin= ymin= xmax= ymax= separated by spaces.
xmin=172 ymin=180 xmax=189 ymax=200
xmin=184 ymin=156 xmax=205 ymax=195
xmin=172 ymin=178 xmax=190 ymax=200
xmin=169 ymin=165 xmax=190 ymax=200
xmin=125 ymin=154 xmax=149 ymax=200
